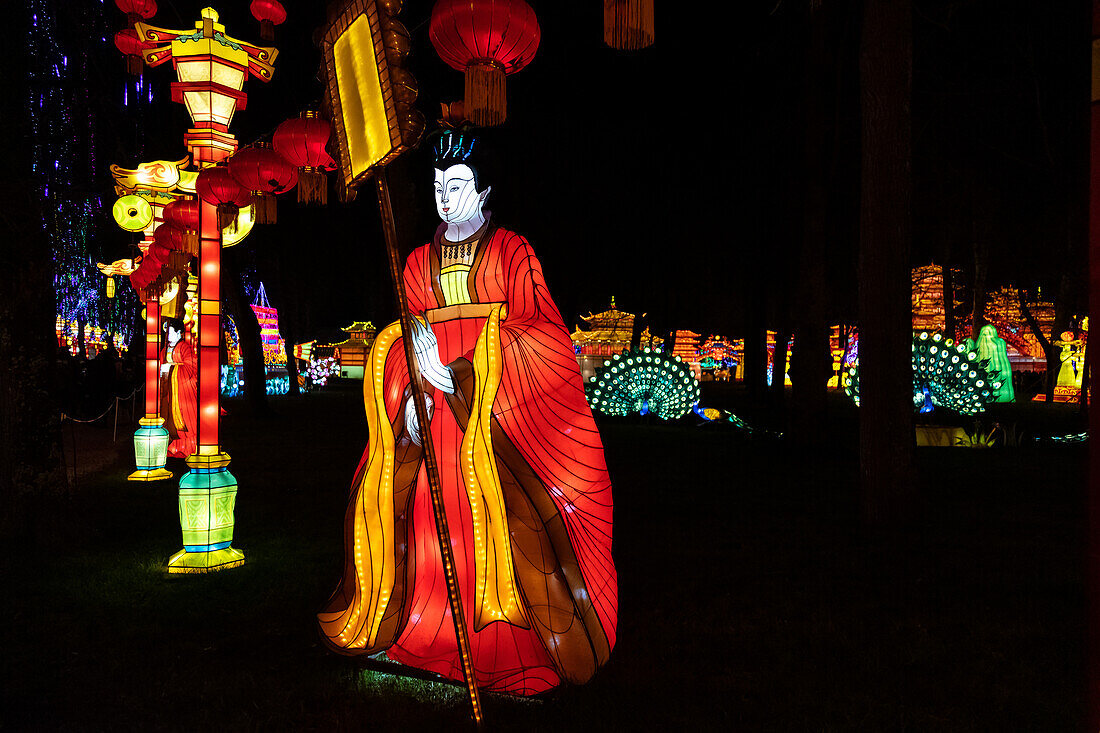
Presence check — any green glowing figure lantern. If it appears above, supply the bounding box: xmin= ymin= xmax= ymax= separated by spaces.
xmin=129 ymin=416 xmax=173 ymax=481
xmin=168 ymin=455 xmax=244 ymax=573
xmin=966 ymin=324 xmax=1015 ymax=402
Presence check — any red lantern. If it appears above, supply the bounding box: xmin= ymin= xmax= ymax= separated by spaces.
xmin=114 ymin=29 xmax=149 ymax=76
xmin=429 ymin=0 xmax=540 ymax=127
xmin=154 ymin=223 xmax=185 ymax=252
xmin=272 ymin=112 xmax=336 ymax=205
xmin=114 ymin=0 xmax=157 ymax=27
xmin=162 ymin=199 xmax=200 ymax=254
xmin=228 ymin=143 xmax=297 ymax=225
xmin=196 ymin=165 xmax=251 ymax=232
xmin=250 ymin=0 xmax=286 ymax=43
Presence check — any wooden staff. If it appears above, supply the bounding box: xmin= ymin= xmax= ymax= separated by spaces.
xmin=374 ymin=166 xmax=484 ymax=726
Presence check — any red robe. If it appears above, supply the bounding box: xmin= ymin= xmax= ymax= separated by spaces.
xmin=320 ymin=222 xmax=617 ymax=695
xmin=161 ymin=339 xmax=197 ymax=459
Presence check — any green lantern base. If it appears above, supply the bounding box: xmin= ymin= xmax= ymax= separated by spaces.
xmin=167 ymin=546 xmax=245 ymax=574
xmin=127 ymin=466 xmax=174 ymax=482
xmin=168 ymin=451 xmax=243 ymax=574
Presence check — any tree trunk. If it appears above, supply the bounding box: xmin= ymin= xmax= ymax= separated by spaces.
xmin=743 ymin=278 xmax=769 ymax=402
xmin=858 ymin=0 xmax=915 ymax=527
xmin=942 ymin=264 xmax=956 ymax=339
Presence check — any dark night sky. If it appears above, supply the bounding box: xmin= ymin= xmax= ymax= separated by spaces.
xmin=95 ymin=0 xmax=1088 ymax=345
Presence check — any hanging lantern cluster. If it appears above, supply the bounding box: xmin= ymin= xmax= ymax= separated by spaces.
xmin=604 ymin=0 xmax=655 ymax=50
xmin=196 ymin=165 xmax=251 ymax=231
xmin=227 ymin=142 xmax=298 ymax=225
xmin=250 ymin=0 xmax=287 ymax=43
xmin=272 ymin=112 xmax=337 ymax=205
xmin=429 ymin=0 xmax=540 ymax=127
xmin=161 ymin=198 xmax=200 ymax=255
xmin=113 ymin=0 xmax=158 ymax=75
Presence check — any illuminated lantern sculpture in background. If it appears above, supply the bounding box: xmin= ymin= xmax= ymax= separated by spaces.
xmin=587 ymin=347 xmax=701 ymax=419
xmin=603 ymin=0 xmax=655 ymax=50
xmin=196 ymin=165 xmax=251 ymax=231
xmin=843 ymin=331 xmax=1003 ymax=416
xmin=250 ymin=0 xmax=286 ymax=43
xmin=429 ymin=0 xmax=540 ymax=127
xmin=228 ymin=142 xmax=297 ymax=224
xmin=272 ymin=112 xmax=336 ymax=205
xmin=134 ymin=7 xmax=277 ymax=573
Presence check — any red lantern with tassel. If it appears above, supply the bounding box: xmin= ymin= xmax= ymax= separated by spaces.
xmin=196 ymin=165 xmax=251 ymax=232
xmin=114 ymin=0 xmax=157 ymax=28
xmin=228 ymin=143 xmax=298 ymax=225
xmin=162 ymin=199 xmax=200 ymax=255
xmin=604 ymin=0 xmax=655 ymax=50
xmin=272 ymin=112 xmax=336 ymax=206
xmin=250 ymin=0 xmax=286 ymax=43
xmin=114 ymin=29 xmax=149 ymax=76
xmin=429 ymin=0 xmax=540 ymax=127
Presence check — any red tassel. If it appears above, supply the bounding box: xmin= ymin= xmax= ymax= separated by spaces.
xmin=126 ymin=54 xmax=143 ymax=76
xmin=260 ymin=18 xmax=274 ymax=42
xmin=464 ymin=61 xmax=507 ymax=127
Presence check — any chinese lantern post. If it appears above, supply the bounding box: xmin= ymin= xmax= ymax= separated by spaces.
xmin=134 ymin=6 xmax=277 ymax=573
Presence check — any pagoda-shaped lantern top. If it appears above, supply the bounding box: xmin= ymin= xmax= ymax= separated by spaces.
xmin=136 ymin=7 xmax=279 ymax=164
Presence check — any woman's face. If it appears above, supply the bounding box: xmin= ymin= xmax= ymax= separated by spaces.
xmin=166 ymin=325 xmax=182 ymax=346
xmin=433 ymin=164 xmax=486 ymax=224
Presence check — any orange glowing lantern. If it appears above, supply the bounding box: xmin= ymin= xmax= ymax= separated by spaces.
xmin=114 ymin=28 xmax=150 ymax=76
xmin=227 ymin=143 xmax=297 ymax=224
xmin=115 ymin=0 xmax=157 ymax=27
xmin=429 ymin=0 xmax=540 ymax=126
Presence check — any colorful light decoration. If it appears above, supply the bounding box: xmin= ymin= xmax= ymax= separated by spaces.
xmin=604 ymin=0 xmax=655 ymax=50
xmin=272 ymin=111 xmax=337 ymax=205
xmin=587 ymin=347 xmax=701 ymax=419
xmin=132 ymin=6 xmax=277 ymax=573
xmin=843 ymin=331 xmax=1003 ymax=416
xmin=428 ymin=0 xmax=541 ymax=127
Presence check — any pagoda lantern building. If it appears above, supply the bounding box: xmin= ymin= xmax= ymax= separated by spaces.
xmin=911 ymin=263 xmax=966 ymax=336
xmin=670 ymin=329 xmax=703 ymax=378
xmin=334 ymin=321 xmax=377 ymax=379
xmin=571 ymin=297 xmax=636 ymax=382
xmin=984 ymin=285 xmax=1056 ymax=369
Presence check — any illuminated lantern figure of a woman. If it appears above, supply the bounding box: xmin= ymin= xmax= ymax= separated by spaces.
xmin=966 ymin=324 xmax=1015 ymax=402
xmin=319 ymin=132 xmax=617 ymax=695
xmin=160 ymin=317 xmax=198 ymax=459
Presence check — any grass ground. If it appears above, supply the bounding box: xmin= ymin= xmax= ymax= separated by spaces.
xmin=0 ymin=380 xmax=1086 ymax=730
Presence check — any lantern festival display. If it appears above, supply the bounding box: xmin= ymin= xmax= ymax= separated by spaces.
xmin=133 ymin=6 xmax=277 ymax=573
xmin=429 ymin=0 xmax=540 ymax=127
xmin=843 ymin=331 xmax=1004 ymax=416
xmin=160 ymin=318 xmax=198 ymax=458
xmin=317 ymin=130 xmax=618 ymax=699
xmin=587 ymin=347 xmax=701 ymax=419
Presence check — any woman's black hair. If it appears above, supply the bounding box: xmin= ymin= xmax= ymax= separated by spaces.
xmin=432 ymin=129 xmax=494 ymax=192
xmin=161 ymin=317 xmax=185 ymax=335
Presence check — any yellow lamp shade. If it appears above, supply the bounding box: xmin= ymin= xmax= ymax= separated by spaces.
xmin=113 ymin=194 xmax=154 ymax=232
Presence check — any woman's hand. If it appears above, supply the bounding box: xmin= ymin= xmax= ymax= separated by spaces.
xmin=409 ymin=315 xmax=454 ymax=394
xmin=404 ymin=391 xmax=433 ymax=447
